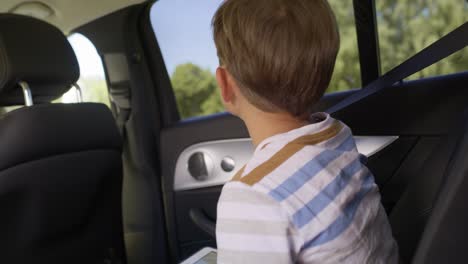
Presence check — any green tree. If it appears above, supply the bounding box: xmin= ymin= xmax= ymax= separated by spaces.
xmin=171 ymin=63 xmax=224 ymax=119
xmin=328 ymin=0 xmax=362 ymax=93
xmin=376 ymin=0 xmax=467 ymax=79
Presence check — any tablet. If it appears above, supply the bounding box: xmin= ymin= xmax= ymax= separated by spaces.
xmin=180 ymin=247 xmax=217 ymax=264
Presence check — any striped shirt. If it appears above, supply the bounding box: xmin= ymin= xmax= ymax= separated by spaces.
xmin=216 ymin=113 xmax=399 ymax=263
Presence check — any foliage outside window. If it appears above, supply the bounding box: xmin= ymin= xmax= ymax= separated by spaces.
xmin=328 ymin=0 xmax=361 ymax=93
xmin=171 ymin=63 xmax=224 ymax=119
xmin=377 ymin=0 xmax=468 ymax=79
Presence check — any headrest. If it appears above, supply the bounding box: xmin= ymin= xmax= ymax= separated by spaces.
xmin=0 ymin=14 xmax=79 ymax=106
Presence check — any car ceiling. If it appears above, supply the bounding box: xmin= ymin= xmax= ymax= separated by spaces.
xmin=0 ymin=0 xmax=148 ymax=33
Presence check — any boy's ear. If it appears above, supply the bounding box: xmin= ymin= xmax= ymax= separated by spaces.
xmin=216 ymin=66 xmax=234 ymax=104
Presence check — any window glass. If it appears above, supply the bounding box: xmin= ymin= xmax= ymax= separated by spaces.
xmin=150 ymin=0 xmax=361 ymax=119
xmin=150 ymin=1 xmax=223 ymax=119
xmin=327 ymin=0 xmax=361 ymax=93
xmin=377 ymin=0 xmax=468 ymax=79
xmin=62 ymin=33 xmax=110 ymax=106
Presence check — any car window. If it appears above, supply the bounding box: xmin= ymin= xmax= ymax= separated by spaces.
xmin=150 ymin=0 xmax=361 ymax=119
xmin=328 ymin=0 xmax=361 ymax=93
xmin=377 ymin=0 xmax=468 ymax=79
xmin=62 ymin=33 xmax=110 ymax=106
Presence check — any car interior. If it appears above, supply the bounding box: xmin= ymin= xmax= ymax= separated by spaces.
xmin=0 ymin=0 xmax=466 ymax=264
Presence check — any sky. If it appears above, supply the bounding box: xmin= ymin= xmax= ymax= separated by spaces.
xmin=150 ymin=0 xmax=224 ymax=74
xmin=68 ymin=33 xmax=106 ymax=79
xmin=68 ymin=0 xmax=223 ymax=79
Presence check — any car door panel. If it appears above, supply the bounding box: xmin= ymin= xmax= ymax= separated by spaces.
xmin=174 ymin=139 xmax=254 ymax=191
xmin=160 ymin=113 xmax=249 ymax=260
xmin=173 ymin=135 xmax=399 ymax=192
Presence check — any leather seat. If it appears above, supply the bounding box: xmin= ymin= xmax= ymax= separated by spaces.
xmin=412 ymin=110 xmax=468 ymax=263
xmin=0 ymin=14 xmax=125 ymax=263
xmin=389 ymin=110 xmax=468 ymax=263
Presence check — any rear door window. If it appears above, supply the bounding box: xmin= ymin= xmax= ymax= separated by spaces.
xmin=150 ymin=0 xmax=362 ymax=119
xmin=377 ymin=0 xmax=468 ymax=79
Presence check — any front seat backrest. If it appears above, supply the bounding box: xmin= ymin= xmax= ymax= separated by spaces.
xmin=0 ymin=14 xmax=125 ymax=263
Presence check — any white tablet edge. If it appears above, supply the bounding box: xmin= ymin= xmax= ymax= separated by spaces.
xmin=180 ymin=247 xmax=217 ymax=264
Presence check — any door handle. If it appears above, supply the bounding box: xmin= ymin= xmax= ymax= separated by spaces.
xmin=188 ymin=152 xmax=214 ymax=181
xmin=189 ymin=208 xmax=216 ymax=238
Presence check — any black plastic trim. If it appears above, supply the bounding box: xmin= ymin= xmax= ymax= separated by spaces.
xmin=189 ymin=209 xmax=216 ymax=238
xmin=353 ymin=0 xmax=381 ymax=85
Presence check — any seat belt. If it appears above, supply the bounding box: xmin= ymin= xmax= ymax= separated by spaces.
xmin=327 ymin=22 xmax=468 ymax=114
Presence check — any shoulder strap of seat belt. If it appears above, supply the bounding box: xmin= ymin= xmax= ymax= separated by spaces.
xmin=327 ymin=22 xmax=468 ymax=114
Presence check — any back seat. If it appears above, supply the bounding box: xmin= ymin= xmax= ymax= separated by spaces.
xmin=412 ymin=110 xmax=468 ymax=263
xmin=389 ymin=109 xmax=468 ymax=263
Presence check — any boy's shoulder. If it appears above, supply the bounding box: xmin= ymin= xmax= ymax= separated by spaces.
xmin=225 ymin=115 xmax=364 ymax=208
xmin=232 ymin=116 xmax=359 ymax=187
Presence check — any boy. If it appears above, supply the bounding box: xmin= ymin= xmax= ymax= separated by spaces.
xmin=212 ymin=0 xmax=398 ymax=263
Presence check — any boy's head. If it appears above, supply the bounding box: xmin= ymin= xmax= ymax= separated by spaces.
xmin=213 ymin=0 xmax=340 ymax=119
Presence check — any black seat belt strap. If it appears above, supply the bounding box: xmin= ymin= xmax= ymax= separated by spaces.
xmin=327 ymin=22 xmax=468 ymax=114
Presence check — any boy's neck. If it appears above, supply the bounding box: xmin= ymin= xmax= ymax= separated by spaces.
xmin=241 ymin=109 xmax=309 ymax=147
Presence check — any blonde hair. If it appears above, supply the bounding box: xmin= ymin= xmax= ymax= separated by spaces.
xmin=213 ymin=0 xmax=340 ymax=118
